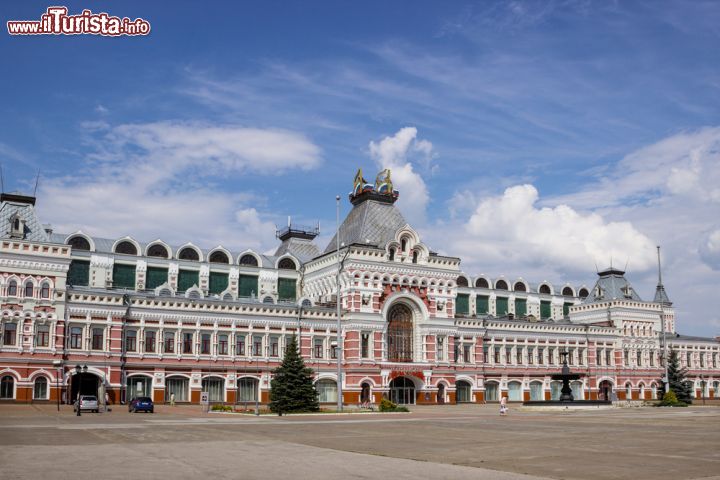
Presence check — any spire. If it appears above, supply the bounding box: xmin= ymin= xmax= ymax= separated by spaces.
xmin=653 ymin=245 xmax=672 ymax=306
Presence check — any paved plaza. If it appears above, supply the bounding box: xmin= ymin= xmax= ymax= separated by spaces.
xmin=0 ymin=404 xmax=718 ymax=480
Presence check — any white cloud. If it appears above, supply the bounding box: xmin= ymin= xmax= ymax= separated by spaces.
xmin=368 ymin=127 xmax=434 ymax=225
xmin=699 ymin=228 xmax=720 ymax=271
xmin=455 ymin=184 xmax=656 ymax=275
xmin=36 ymin=121 xmax=321 ymax=252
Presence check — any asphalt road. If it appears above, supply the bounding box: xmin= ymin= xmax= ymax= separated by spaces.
xmin=1 ymin=404 xmax=718 ymax=480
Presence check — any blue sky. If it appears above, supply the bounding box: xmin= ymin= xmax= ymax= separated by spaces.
xmin=1 ymin=1 xmax=719 ymax=335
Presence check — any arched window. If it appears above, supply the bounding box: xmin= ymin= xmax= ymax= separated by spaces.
xmin=562 ymin=286 xmax=574 ymax=297
xmin=513 ymin=282 xmax=526 ymax=292
xmin=147 ymin=244 xmax=169 ymax=258
xmin=33 ymin=377 xmax=48 ymax=400
xmin=539 ymin=284 xmax=552 ymax=295
xmin=7 ymin=280 xmax=18 ymax=296
xmin=278 ymin=258 xmax=296 ymax=270
xmin=68 ymin=236 xmax=91 ymax=251
xmin=301 ymin=299 xmax=312 ymax=308
xmin=316 ymin=379 xmax=338 ymax=403
xmin=475 ymin=278 xmax=489 ymax=289
xmin=412 ymin=250 xmax=418 ymax=264
xmin=388 ymin=248 xmax=395 ymax=261
xmin=115 ymin=241 xmax=138 ymax=255
xmin=239 ymin=254 xmax=259 ymax=267
xmin=237 ymin=377 xmax=258 ymax=402
xmin=209 ymin=251 xmax=230 ymax=264
xmin=389 ymin=376 xmax=415 ymax=405
xmin=263 ymin=296 xmax=274 ymax=304
xmin=24 ymin=282 xmax=34 ymax=298
xmin=495 ymin=280 xmax=508 ymax=290
xmin=401 ymin=238 xmax=407 ymax=252
xmin=387 ymin=303 xmax=413 ymax=362
xmin=456 ymin=276 xmax=468 ymax=287
xmin=40 ymin=283 xmax=50 ymax=299
xmin=178 ymin=247 xmax=200 ymax=261
xmin=0 ymin=375 xmax=14 ymax=399
xmin=578 ymin=288 xmax=589 ymax=299
xmin=456 ymin=380 xmax=472 ymax=403
xmin=13 ymin=218 xmax=20 ymax=230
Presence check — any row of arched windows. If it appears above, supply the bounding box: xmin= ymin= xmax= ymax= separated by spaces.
xmin=67 ymin=235 xmax=297 ymax=270
xmin=457 ymin=276 xmax=589 ymax=299
xmin=0 ymin=375 xmax=49 ymax=400
xmin=3 ymin=280 xmax=51 ymax=299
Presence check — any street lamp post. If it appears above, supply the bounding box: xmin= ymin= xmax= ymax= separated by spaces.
xmin=700 ymin=375 xmax=706 ymax=406
xmin=335 ymin=195 xmax=343 ymax=412
xmin=75 ymin=364 xmax=87 ymax=416
xmin=53 ymin=359 xmax=61 ymax=412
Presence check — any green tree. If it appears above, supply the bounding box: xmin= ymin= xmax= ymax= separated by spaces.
xmin=269 ymin=335 xmax=319 ymax=414
xmin=659 ymin=348 xmax=693 ymax=404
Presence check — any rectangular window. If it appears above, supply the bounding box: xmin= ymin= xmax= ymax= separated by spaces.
xmin=36 ymin=325 xmax=50 ymax=347
xmin=361 ymin=333 xmax=370 ymax=358
xmin=517 ymin=347 xmax=523 ymax=364
xmin=563 ymin=302 xmax=573 ymax=317
xmin=494 ymin=346 xmax=500 ymax=364
xmin=164 ymin=332 xmax=175 ymax=353
xmin=649 ymin=350 xmax=655 ymax=367
xmin=145 ymin=267 xmax=168 ymax=290
xmin=700 ymin=353 xmax=705 ymax=368
xmin=540 ymin=301 xmax=552 ymax=320
xmin=624 ymin=350 xmax=630 ymax=365
xmin=125 ymin=330 xmax=137 ymax=352
xmin=548 ymin=347 xmax=555 ymax=365
xmin=463 ymin=344 xmax=471 ymax=363
xmin=537 ymin=347 xmax=544 ymax=365
xmin=455 ymin=294 xmax=469 ymax=315
xmin=112 ymin=264 xmax=136 ymax=289
xmin=177 ymin=270 xmax=199 ymax=292
xmin=144 ymin=330 xmax=156 ymax=353
xmin=201 ymin=333 xmax=211 ymax=354
xmin=436 ymin=336 xmax=445 ymax=361
xmin=236 ymin=335 xmax=245 ymax=356
xmin=253 ymin=335 xmax=263 ymax=356
xmin=238 ymin=275 xmax=259 ymax=298
xmin=476 ymin=295 xmax=489 ymax=314
xmin=482 ymin=344 xmax=489 ymax=364
xmin=528 ymin=347 xmax=534 ymax=365
xmin=218 ymin=334 xmax=228 ymax=355
xmin=713 ymin=353 xmax=718 ymax=369
xmin=3 ymin=323 xmax=17 ymax=346
xmin=606 ymin=349 xmax=612 ymax=366
xmin=278 ymin=278 xmax=297 ymax=301
xmin=506 ymin=347 xmax=512 ymax=365
xmin=209 ymin=272 xmax=229 ymax=295
xmin=637 ymin=350 xmax=642 ymax=366
xmin=91 ymin=328 xmax=104 ymax=350
xmin=314 ymin=338 xmax=323 ymax=359
xmin=270 ymin=336 xmax=279 ymax=357
xmin=67 ymin=260 xmax=90 ymax=287
xmin=568 ymin=348 xmax=574 ymax=366
xmin=496 ymin=297 xmax=509 ymax=315
xmin=579 ymin=348 xmax=584 ymax=366
xmin=70 ymin=326 xmax=82 ymax=349
xmin=331 ymin=344 xmax=337 ymax=359
xmin=183 ymin=332 xmax=193 ymax=354
xmin=514 ymin=298 xmax=527 ymax=316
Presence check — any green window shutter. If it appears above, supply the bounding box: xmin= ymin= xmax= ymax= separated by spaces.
xmin=278 ymin=278 xmax=296 ymax=301
xmin=238 ymin=274 xmax=258 ymax=298
xmin=496 ymin=297 xmax=508 ymax=315
xmin=455 ymin=294 xmax=469 ymax=315
xmin=67 ymin=260 xmax=90 ymax=287
xmin=476 ymin=295 xmax=489 ymax=314
xmin=541 ymin=300 xmax=552 ymax=319
xmin=177 ymin=269 xmax=199 ymax=292
xmin=515 ymin=298 xmax=527 ymax=316
xmin=209 ymin=271 xmax=229 ymax=294
xmin=112 ymin=264 xmax=136 ymax=289
xmin=563 ymin=302 xmax=573 ymax=317
xmin=146 ymin=267 xmax=168 ymax=290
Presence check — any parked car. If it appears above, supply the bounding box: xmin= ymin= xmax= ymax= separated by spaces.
xmin=74 ymin=395 xmax=99 ymax=413
xmin=129 ymin=396 xmax=154 ymax=413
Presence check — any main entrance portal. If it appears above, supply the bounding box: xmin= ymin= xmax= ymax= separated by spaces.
xmin=70 ymin=372 xmax=99 ymax=402
xmin=389 ymin=376 xmax=415 ymax=405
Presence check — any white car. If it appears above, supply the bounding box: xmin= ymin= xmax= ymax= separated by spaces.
xmin=74 ymin=395 xmax=99 ymax=413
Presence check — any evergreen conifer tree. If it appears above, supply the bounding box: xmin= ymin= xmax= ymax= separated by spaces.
xmin=269 ymin=335 xmax=319 ymax=414
xmin=659 ymin=348 xmax=693 ymax=404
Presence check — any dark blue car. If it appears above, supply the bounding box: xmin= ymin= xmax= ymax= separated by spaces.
xmin=129 ymin=396 xmax=154 ymax=413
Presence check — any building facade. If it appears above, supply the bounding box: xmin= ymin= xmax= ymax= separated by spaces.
xmin=1 ymin=171 xmax=719 ymax=406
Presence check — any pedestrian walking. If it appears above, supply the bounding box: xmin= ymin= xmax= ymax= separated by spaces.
xmin=500 ymin=395 xmax=508 ymax=416
xmin=170 ymin=392 xmax=176 ymax=406
xmin=104 ymin=391 xmax=110 ymax=410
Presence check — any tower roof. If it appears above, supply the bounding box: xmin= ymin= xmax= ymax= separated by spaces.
xmin=583 ymin=268 xmax=643 ymax=303
xmin=324 ymin=198 xmax=408 ymax=254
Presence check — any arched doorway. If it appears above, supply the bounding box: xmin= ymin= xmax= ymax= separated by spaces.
xmin=238 ymin=377 xmax=259 ymax=404
xmin=165 ymin=376 xmax=189 ymax=402
xmin=387 ymin=303 xmax=413 ymax=362
xmin=360 ymin=382 xmax=371 ymax=404
xmin=456 ymin=380 xmax=472 ymax=403
xmin=529 ymin=381 xmax=543 ymax=401
xmin=202 ymin=376 xmax=225 ymax=403
xmin=389 ymin=376 xmax=415 ymax=405
xmin=126 ymin=375 xmax=152 ymax=402
xmin=437 ymin=383 xmax=445 ymax=404
xmin=485 ymin=382 xmax=499 ymax=402
xmin=598 ymin=380 xmax=613 ymax=401
xmin=316 ymin=379 xmax=338 ymax=403
xmin=70 ymin=372 xmax=99 ymax=402
xmin=508 ymin=381 xmax=522 ymax=401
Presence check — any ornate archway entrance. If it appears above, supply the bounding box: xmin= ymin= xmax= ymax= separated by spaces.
xmin=598 ymin=380 xmax=613 ymax=401
xmin=70 ymin=372 xmax=100 ymax=402
xmin=389 ymin=376 xmax=415 ymax=405
xmin=387 ymin=303 xmax=413 ymax=362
